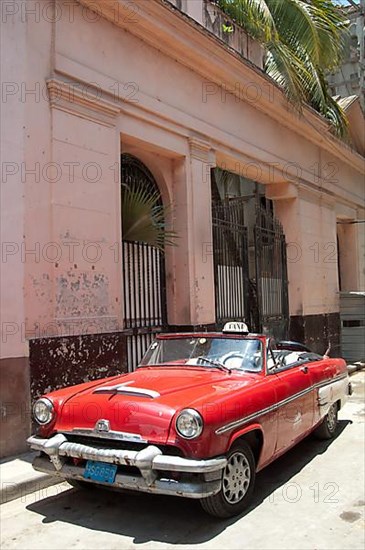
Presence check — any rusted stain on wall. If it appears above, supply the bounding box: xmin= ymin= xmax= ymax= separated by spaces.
xmin=29 ymin=332 xmax=127 ymax=401
xmin=289 ymin=313 xmax=341 ymax=356
xmin=56 ymin=270 xmax=110 ymax=318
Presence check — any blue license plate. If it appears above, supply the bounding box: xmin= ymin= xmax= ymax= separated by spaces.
xmin=83 ymin=460 xmax=117 ymax=484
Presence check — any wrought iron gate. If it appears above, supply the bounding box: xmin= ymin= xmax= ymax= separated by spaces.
xmin=212 ymin=194 xmax=289 ymax=338
xmin=121 ymin=154 xmax=167 ymax=370
xmin=212 ymin=198 xmax=250 ymax=323
xmin=254 ymin=205 xmax=289 ymax=338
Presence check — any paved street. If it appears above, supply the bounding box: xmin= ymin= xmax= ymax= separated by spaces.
xmin=1 ymin=371 xmax=364 ymax=550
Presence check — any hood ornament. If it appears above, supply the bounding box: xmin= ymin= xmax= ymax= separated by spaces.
xmin=95 ymin=419 xmax=110 ymax=433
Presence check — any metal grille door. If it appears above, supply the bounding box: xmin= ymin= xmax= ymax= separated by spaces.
xmin=212 ymin=199 xmax=250 ymax=324
xmin=254 ymin=205 xmax=289 ymax=338
xmin=212 ymin=191 xmax=289 ymax=338
xmin=121 ymin=155 xmax=167 ymax=370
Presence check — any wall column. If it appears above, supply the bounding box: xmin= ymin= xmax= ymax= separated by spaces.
xmin=356 ymin=211 xmax=365 ymax=291
xmin=0 ymin=7 xmax=30 ymax=457
xmin=274 ymin=187 xmax=341 ymax=354
xmin=28 ymin=78 xmax=126 ymax=400
xmin=169 ymin=138 xmax=216 ymax=326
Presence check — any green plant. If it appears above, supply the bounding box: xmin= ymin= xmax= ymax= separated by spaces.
xmin=122 ymin=184 xmax=178 ymax=250
xmin=218 ymin=0 xmax=349 ymax=136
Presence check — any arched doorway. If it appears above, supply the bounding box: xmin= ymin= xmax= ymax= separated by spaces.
xmin=121 ymin=154 xmax=168 ymax=370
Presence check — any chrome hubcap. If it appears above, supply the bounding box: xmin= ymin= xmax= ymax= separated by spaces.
xmin=222 ymin=451 xmax=251 ymax=504
xmin=327 ymin=404 xmax=337 ymax=432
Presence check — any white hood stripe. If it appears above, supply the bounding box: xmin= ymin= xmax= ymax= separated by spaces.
xmin=94 ymin=384 xmax=160 ymax=399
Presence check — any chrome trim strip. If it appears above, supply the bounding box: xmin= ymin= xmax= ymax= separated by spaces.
xmin=216 ymin=373 xmax=348 ymax=435
xmin=64 ymin=428 xmax=148 ymax=444
xmin=93 ymin=384 xmax=160 ymax=399
xmin=312 ymin=373 xmax=347 ymax=390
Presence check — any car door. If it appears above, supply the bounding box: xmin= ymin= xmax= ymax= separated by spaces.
xmin=272 ymin=363 xmax=315 ymax=454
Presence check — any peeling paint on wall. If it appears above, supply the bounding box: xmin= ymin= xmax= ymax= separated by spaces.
xmin=29 ymin=332 xmax=127 ymax=400
xmin=56 ymin=270 xmax=110 ymax=317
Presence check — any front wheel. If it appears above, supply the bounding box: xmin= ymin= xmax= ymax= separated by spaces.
xmin=314 ymin=402 xmax=338 ymax=440
xmin=200 ymin=441 xmax=256 ymax=518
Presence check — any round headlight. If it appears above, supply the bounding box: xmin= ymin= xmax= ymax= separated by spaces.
xmin=175 ymin=409 xmax=203 ymax=439
xmin=33 ymin=398 xmax=54 ymax=425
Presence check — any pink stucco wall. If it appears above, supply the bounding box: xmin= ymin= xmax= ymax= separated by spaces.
xmin=1 ymin=0 xmax=364 ymax=359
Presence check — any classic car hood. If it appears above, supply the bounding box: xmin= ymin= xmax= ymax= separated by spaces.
xmin=54 ymin=366 xmax=257 ymax=444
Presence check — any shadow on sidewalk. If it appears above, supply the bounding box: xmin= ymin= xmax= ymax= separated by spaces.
xmin=0 ymin=452 xmax=35 ymax=466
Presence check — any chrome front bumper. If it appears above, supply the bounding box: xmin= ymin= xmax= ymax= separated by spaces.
xmin=27 ymin=434 xmax=226 ymax=498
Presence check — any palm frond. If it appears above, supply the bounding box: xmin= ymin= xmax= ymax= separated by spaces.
xmin=265 ymin=41 xmax=311 ymax=105
xmin=218 ymin=0 xmax=349 ymax=136
xmin=122 ymin=184 xmax=178 ymax=251
xmin=268 ymin=0 xmax=321 ymax=65
xmin=218 ymin=0 xmax=277 ymax=42
xmin=304 ymin=0 xmax=349 ymax=69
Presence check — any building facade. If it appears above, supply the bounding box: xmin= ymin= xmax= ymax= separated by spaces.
xmin=328 ymin=0 xmax=365 ymax=109
xmin=1 ymin=0 xmax=364 ymax=457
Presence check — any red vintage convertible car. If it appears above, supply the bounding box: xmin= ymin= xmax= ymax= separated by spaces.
xmin=28 ymin=322 xmax=351 ymax=518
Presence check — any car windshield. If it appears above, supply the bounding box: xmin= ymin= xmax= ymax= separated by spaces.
xmin=139 ymin=337 xmax=263 ymax=372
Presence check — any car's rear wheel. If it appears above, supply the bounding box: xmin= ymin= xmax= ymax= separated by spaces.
xmin=200 ymin=441 xmax=256 ymax=518
xmin=314 ymin=402 xmax=338 ymax=440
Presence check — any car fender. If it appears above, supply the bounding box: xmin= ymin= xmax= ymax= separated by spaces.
xmin=317 ymin=374 xmax=350 ymax=417
xmin=228 ymin=423 xmax=264 ymax=463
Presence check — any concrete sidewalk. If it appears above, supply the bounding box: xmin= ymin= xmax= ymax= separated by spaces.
xmin=1 ymin=363 xmax=363 ymax=506
xmin=0 ymin=452 xmax=58 ymax=505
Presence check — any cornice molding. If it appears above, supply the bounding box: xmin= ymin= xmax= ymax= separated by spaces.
xmin=76 ymin=0 xmax=364 ymax=173
xmin=47 ymin=78 xmax=120 ymax=127
xmin=51 ymin=59 xmax=362 ymax=210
